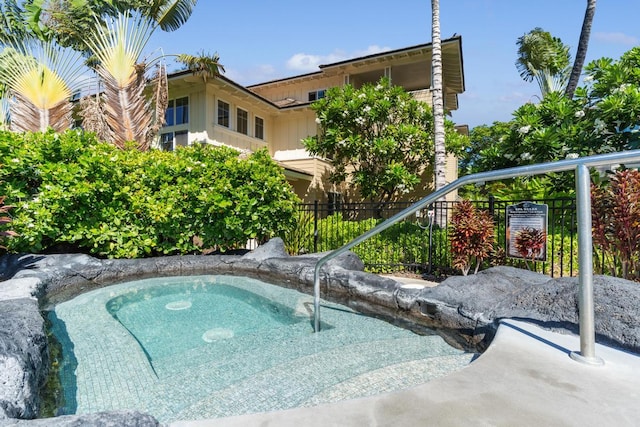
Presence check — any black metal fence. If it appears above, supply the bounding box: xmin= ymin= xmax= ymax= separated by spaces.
xmin=286 ymin=197 xmax=578 ymax=278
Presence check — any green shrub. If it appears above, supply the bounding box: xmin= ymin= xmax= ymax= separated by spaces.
xmin=0 ymin=130 xmax=300 ymax=258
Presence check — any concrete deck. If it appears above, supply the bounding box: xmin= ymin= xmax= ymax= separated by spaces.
xmin=171 ymin=319 xmax=640 ymax=427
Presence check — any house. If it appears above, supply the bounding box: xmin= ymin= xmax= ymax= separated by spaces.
xmin=160 ymin=36 xmax=465 ymax=204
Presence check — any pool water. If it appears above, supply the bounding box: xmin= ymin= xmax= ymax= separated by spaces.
xmin=49 ymin=275 xmax=474 ymax=423
xmin=106 ymin=282 xmax=301 ymax=362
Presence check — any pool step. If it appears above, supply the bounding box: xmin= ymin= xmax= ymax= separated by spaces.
xmin=161 ymin=334 xmax=474 ymax=422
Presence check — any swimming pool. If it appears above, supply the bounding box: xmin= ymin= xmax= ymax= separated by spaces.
xmin=49 ymin=275 xmax=474 ymax=423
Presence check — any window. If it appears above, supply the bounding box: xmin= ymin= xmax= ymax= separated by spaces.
xmin=237 ymin=108 xmax=248 ymax=135
xmin=175 ymin=97 xmax=188 ymax=124
xmin=161 ymin=132 xmax=174 ymax=151
xmin=175 ymin=130 xmax=188 ymax=147
xmin=165 ymin=97 xmax=189 ymax=126
xmin=160 ymin=130 xmax=188 ymax=151
xmin=255 ymin=116 xmax=264 ymax=140
xmin=308 ymin=89 xmax=326 ymax=102
xmin=218 ymin=100 xmax=229 ymax=127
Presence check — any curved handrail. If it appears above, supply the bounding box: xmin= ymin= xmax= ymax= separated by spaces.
xmin=313 ymin=149 xmax=640 ymax=364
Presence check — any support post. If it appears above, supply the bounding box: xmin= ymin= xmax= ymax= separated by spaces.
xmin=570 ymin=164 xmax=604 ymax=366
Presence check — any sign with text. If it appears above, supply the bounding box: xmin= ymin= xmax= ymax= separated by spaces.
xmin=506 ymin=202 xmax=548 ymax=262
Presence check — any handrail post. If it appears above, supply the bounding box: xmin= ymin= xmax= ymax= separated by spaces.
xmin=570 ymin=163 xmax=604 ymax=365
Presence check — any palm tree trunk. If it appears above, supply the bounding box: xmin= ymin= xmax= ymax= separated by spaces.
xmin=431 ymin=0 xmax=446 ymax=192
xmin=565 ymin=0 xmax=596 ymax=99
xmin=431 ymin=0 xmax=447 ymax=227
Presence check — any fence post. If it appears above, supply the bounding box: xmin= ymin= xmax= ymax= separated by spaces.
xmin=488 ymin=194 xmax=495 ymax=217
xmin=313 ymin=200 xmax=318 ymax=254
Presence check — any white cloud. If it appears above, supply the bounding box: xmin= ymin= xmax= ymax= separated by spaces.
xmin=286 ymin=45 xmax=392 ymax=72
xmin=225 ymin=64 xmax=278 ymax=85
xmin=593 ymin=32 xmax=639 ymax=46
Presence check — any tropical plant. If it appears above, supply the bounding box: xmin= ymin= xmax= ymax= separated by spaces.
xmin=0 ymin=1 xmax=203 ymax=146
xmin=516 ymin=27 xmax=571 ymax=97
xmin=565 ymin=0 xmax=597 ymax=99
xmin=176 ymin=50 xmax=225 ymax=81
xmin=281 ymin=209 xmax=314 ymax=255
xmin=449 ymin=200 xmax=495 ymax=275
xmin=591 ymin=169 xmax=640 ymax=281
xmin=0 ymin=42 xmax=85 ymax=133
xmin=81 ymin=12 xmax=163 ymax=150
xmin=303 ymin=77 xmax=466 ymax=204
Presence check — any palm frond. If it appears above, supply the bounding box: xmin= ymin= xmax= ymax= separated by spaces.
xmin=146 ymin=62 xmax=168 ymax=149
xmin=84 ymin=12 xmax=154 ymax=87
xmin=10 ymin=91 xmax=73 ymax=132
xmin=535 ymin=67 xmax=571 ymax=97
xmin=176 ymin=50 xmax=225 ymax=81
xmin=79 ymin=92 xmax=111 ymax=141
xmin=98 ymin=62 xmax=151 ymax=148
xmin=152 ymin=0 xmax=198 ymax=32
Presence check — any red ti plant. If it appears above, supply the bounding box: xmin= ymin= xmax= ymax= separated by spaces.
xmin=514 ymin=227 xmax=546 ymax=270
xmin=591 ymin=169 xmax=640 ymax=281
xmin=0 ymin=195 xmax=17 ymax=250
xmin=449 ymin=200 xmax=495 ymax=276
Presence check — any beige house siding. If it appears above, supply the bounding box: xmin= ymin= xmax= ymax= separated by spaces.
xmin=162 ymin=37 xmax=465 ymax=204
xmin=249 ymin=75 xmax=343 ymax=105
xmin=270 ymin=109 xmax=317 ymax=153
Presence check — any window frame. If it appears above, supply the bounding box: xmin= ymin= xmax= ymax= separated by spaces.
xmin=217 ymin=99 xmax=230 ymax=128
xmin=160 ymin=130 xmax=188 ymax=151
xmin=237 ymin=107 xmax=248 ymax=135
xmin=254 ymin=116 xmax=264 ymax=140
xmin=165 ymin=96 xmax=189 ymax=127
xmin=308 ymin=89 xmax=326 ymax=102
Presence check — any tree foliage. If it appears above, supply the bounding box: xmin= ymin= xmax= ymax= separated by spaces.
xmin=20 ymin=0 xmax=198 ymax=52
xmin=0 ymin=130 xmax=299 ymax=258
xmin=302 ymin=77 xmax=466 ymax=203
xmin=461 ymin=46 xmax=640 ymax=198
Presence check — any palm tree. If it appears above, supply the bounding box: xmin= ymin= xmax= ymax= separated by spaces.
xmin=565 ymin=0 xmax=596 ymax=99
xmin=0 ymin=42 xmax=85 ymax=133
xmin=176 ymin=50 xmax=225 ymax=82
xmin=431 ymin=0 xmax=446 ymax=192
xmin=430 ymin=0 xmax=448 ymax=229
xmin=82 ymin=12 xmax=160 ymax=150
xmin=516 ymin=28 xmax=571 ymax=97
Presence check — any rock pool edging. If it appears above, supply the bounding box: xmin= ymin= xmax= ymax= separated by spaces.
xmin=1 ymin=238 xmax=639 ymax=425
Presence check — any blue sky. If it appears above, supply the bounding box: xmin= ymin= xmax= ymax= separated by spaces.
xmin=147 ymin=0 xmax=639 ymax=130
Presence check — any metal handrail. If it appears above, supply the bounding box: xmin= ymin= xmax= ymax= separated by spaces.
xmin=313 ymin=149 xmax=640 ymax=365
